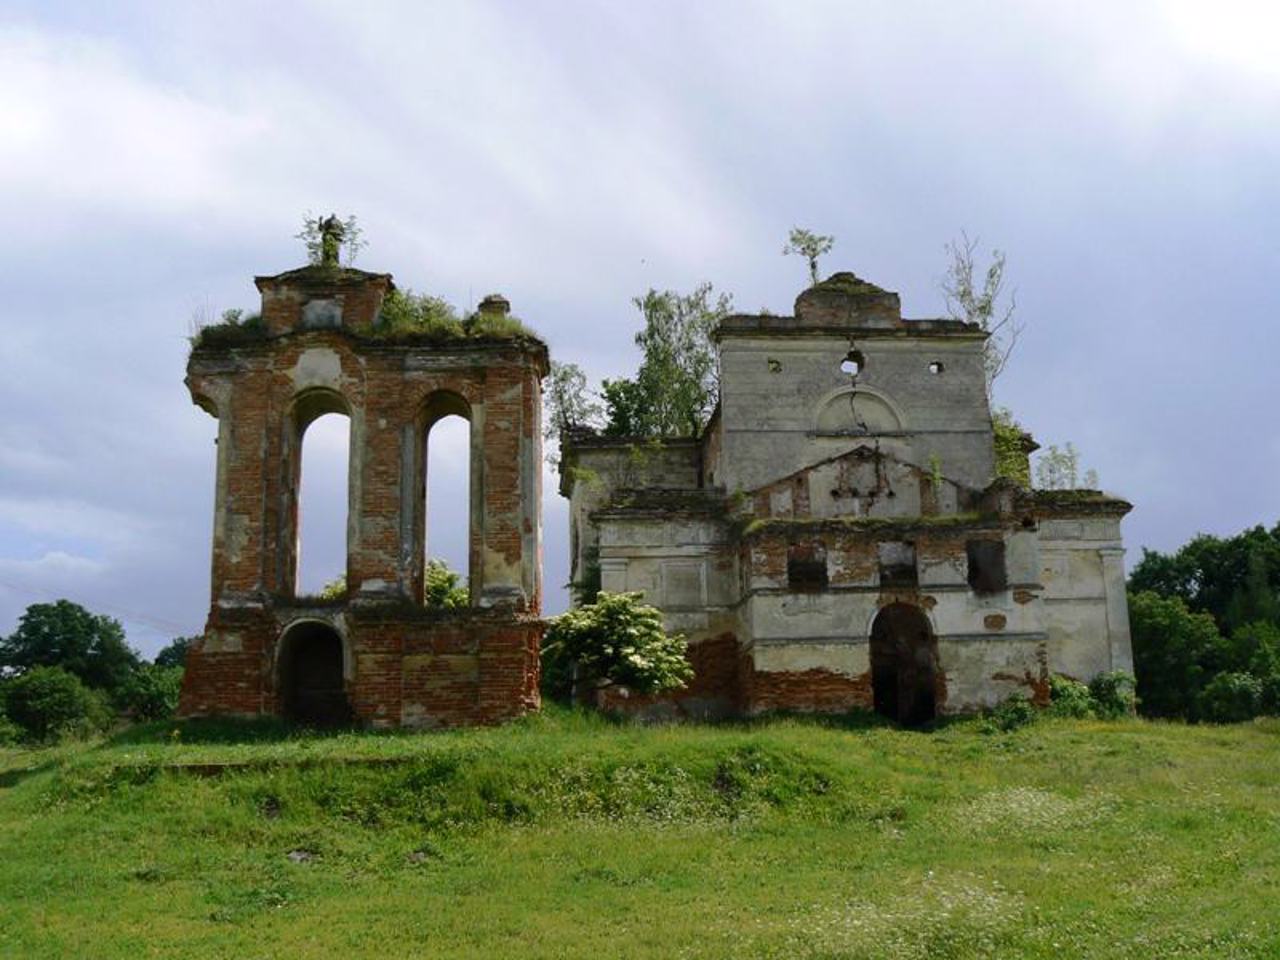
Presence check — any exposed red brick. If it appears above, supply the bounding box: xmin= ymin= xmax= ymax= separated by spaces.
xmin=180 ymin=264 xmax=546 ymax=727
xmin=748 ymin=668 xmax=873 ymax=714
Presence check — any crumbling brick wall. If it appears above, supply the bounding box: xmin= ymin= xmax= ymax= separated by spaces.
xmin=180 ymin=265 xmax=547 ymax=727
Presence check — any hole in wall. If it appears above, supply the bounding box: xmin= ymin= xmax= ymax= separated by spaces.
xmin=787 ymin=543 xmax=828 ymax=591
xmin=928 ymin=360 xmax=944 ymax=374
xmin=966 ymin=540 xmax=1008 ymax=594
xmin=840 ymin=350 xmax=865 ymax=377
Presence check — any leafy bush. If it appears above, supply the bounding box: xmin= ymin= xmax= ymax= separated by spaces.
xmin=1128 ymin=591 xmax=1222 ymax=718
xmin=0 ymin=714 xmax=21 ymax=745
xmin=118 ymin=664 xmax=184 ymax=722
xmin=2 ymin=667 xmax=111 ymax=742
xmin=1047 ymin=674 xmax=1094 ymax=719
xmin=318 ymin=575 xmax=348 ymax=601
xmin=376 ymin=288 xmax=465 ymax=339
xmin=1089 ymin=671 xmax=1138 ymax=719
xmin=1196 ymin=672 xmax=1264 ymax=724
xmin=983 ymin=694 xmax=1037 ymax=733
xmin=425 ymin=559 xmax=469 ymax=609
xmin=153 ymin=637 xmax=194 ymax=669
xmin=992 ymin=407 xmax=1033 ymax=487
xmin=191 ymin=308 xmax=266 ymax=348
xmin=543 ymin=592 xmax=693 ymax=702
xmin=465 ymin=309 xmax=536 ymax=339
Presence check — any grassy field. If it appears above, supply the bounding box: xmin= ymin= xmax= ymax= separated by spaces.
xmin=1 ymin=709 xmax=1277 ymax=959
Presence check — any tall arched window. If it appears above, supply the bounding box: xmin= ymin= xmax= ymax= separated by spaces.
xmin=291 ymin=391 xmax=351 ymax=597
xmin=422 ymin=391 xmax=472 ymax=606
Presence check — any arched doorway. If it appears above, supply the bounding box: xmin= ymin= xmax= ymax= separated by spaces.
xmin=278 ymin=621 xmax=350 ymax=726
xmin=869 ymin=603 xmax=938 ymax=725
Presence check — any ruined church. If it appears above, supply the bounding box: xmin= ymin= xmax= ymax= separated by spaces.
xmin=561 ymin=272 xmax=1133 ymax=722
xmin=178 ymin=249 xmax=546 ymax=727
xmin=177 ymin=236 xmax=1132 ymax=728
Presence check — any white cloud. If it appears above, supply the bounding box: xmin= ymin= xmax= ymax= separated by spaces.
xmin=0 ymin=496 xmax=155 ymax=551
xmin=0 ymin=27 xmax=266 ymax=235
xmin=0 ymin=550 xmax=106 ymax=584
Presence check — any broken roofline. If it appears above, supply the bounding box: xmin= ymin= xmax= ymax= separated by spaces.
xmin=712 ymin=314 xmax=988 ymax=341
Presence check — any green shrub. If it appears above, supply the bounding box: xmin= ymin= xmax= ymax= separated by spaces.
xmin=543 ymin=592 xmax=693 ymax=702
xmin=1261 ymin=672 xmax=1280 ymax=716
xmin=117 ymin=664 xmax=184 ymax=722
xmin=153 ymin=637 xmax=193 ymax=669
xmin=425 ymin=559 xmax=468 ymax=609
xmin=2 ymin=667 xmax=112 ymax=742
xmin=992 ymin=407 xmax=1033 ymax=487
xmin=983 ymin=694 xmax=1037 ymax=733
xmin=1196 ymin=672 xmax=1264 ymax=724
xmin=1047 ymin=674 xmax=1094 ymax=718
xmin=191 ymin=308 xmax=265 ymax=348
xmin=0 ymin=714 xmax=21 ymax=745
xmin=376 ymin=288 xmax=465 ymax=339
xmin=1089 ymin=671 xmax=1137 ymax=719
xmin=465 ymin=310 xmax=536 ymax=339
xmin=1128 ymin=591 xmax=1228 ymax=718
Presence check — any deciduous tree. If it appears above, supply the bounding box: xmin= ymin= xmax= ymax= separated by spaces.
xmin=783 ymin=227 xmax=835 ymax=286
xmin=0 ymin=600 xmax=140 ymax=697
xmin=602 ymin=283 xmax=731 ymax=437
xmin=941 ymin=232 xmax=1022 ymax=390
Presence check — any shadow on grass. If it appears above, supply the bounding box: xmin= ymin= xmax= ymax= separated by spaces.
xmin=107 ymin=716 xmax=357 ymax=746
xmin=103 ymin=701 xmax=974 ymax=748
xmin=0 ymin=759 xmax=58 ymax=789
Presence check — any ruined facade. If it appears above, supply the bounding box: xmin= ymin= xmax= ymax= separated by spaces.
xmin=179 ymin=260 xmax=546 ymax=727
xmin=561 ymin=272 xmax=1133 ymax=722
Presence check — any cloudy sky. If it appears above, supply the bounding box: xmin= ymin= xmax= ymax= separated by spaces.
xmin=1 ymin=1 xmax=1277 ymax=657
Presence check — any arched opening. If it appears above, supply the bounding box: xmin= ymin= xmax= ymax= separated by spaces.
xmin=422 ymin=391 xmax=473 ymax=607
xmin=291 ymin=391 xmax=351 ymax=597
xmin=277 ymin=620 xmax=350 ymax=726
xmin=869 ymin=603 xmax=938 ymax=726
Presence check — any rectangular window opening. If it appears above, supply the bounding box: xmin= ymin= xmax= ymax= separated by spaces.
xmin=966 ymin=540 xmax=1008 ymax=594
xmin=878 ymin=541 xmax=918 ymax=588
xmin=787 ymin=543 xmax=828 ymax=591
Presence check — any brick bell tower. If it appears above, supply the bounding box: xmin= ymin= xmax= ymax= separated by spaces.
xmin=179 ymin=225 xmax=547 ymax=727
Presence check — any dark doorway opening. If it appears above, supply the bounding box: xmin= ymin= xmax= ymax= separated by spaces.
xmin=869 ymin=603 xmax=938 ymax=726
xmin=279 ymin=621 xmax=351 ymax=726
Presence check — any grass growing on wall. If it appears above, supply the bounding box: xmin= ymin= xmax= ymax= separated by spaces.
xmin=1 ymin=710 xmax=1278 ymax=959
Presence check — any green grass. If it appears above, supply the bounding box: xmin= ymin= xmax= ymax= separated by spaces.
xmin=1 ymin=709 xmax=1278 ymax=959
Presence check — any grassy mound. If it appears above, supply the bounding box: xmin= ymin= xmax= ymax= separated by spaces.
xmin=1 ymin=709 xmax=1277 ymax=959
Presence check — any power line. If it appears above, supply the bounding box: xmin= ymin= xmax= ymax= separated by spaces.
xmin=0 ymin=577 xmax=196 ymax=637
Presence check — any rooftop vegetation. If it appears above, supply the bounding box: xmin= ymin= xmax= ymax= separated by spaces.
xmin=187 ymin=288 xmax=539 ymax=351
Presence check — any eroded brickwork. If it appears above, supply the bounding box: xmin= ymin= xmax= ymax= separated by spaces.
xmin=180 ymin=263 xmax=547 ymax=727
xmin=563 ymin=269 xmax=1134 ymax=723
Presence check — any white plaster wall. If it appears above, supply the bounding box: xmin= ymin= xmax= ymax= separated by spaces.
xmin=718 ymin=335 xmax=993 ymax=493
xmin=1038 ymin=515 xmax=1132 ymax=680
xmin=937 ymin=637 xmax=1045 ymax=712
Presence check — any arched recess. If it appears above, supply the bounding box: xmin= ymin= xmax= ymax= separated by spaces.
xmin=419 ymin=390 xmax=476 ymax=606
xmin=287 ymin=389 xmax=353 ymax=597
xmin=814 ymin=384 xmax=906 ymax=435
xmin=276 ymin=619 xmax=351 ymax=726
xmin=869 ymin=602 xmax=939 ymax=726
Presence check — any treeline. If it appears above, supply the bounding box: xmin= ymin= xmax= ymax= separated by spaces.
xmin=1128 ymin=522 xmax=1280 ymax=723
xmin=0 ymin=600 xmax=190 ymax=743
